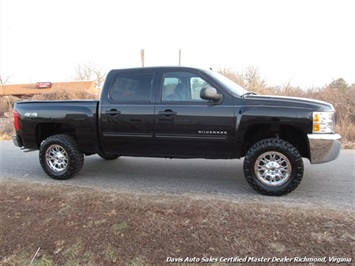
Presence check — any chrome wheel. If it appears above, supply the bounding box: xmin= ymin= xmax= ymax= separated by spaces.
xmin=254 ymin=151 xmax=292 ymax=187
xmin=244 ymin=139 xmax=303 ymax=196
xmin=45 ymin=144 xmax=69 ymax=173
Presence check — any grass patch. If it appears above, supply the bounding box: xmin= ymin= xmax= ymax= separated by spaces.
xmin=111 ymin=221 xmax=129 ymax=235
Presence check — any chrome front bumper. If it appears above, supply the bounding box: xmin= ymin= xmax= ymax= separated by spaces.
xmin=307 ymin=134 xmax=341 ymax=164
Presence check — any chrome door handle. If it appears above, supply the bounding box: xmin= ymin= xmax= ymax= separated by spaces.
xmin=105 ymin=109 xmax=121 ymax=116
xmin=158 ymin=110 xmax=177 ymax=116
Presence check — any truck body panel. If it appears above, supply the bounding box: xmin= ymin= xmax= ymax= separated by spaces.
xmin=14 ymin=100 xmax=99 ymax=153
xmin=12 ymin=66 xmax=341 ymax=195
xmin=13 ymin=67 xmax=339 ymax=159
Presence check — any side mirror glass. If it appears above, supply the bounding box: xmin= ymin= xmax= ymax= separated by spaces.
xmin=200 ymin=87 xmax=222 ymax=102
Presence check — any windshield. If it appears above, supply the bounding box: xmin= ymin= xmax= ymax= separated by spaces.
xmin=207 ymin=70 xmax=249 ymax=97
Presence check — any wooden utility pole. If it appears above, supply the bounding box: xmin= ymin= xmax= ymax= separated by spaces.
xmin=178 ymin=49 xmax=181 ymax=66
xmin=140 ymin=49 xmax=145 ymax=67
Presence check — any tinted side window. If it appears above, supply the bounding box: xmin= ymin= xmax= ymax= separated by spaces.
xmin=161 ymin=71 xmax=212 ymax=102
xmin=110 ymin=72 xmax=153 ymax=102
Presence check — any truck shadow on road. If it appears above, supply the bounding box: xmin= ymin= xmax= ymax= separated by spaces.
xmin=76 ymin=155 xmax=254 ymax=197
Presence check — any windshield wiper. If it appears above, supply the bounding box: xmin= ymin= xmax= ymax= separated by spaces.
xmin=240 ymin=92 xmax=257 ymax=98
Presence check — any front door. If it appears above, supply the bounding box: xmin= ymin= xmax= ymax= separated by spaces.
xmin=155 ymin=70 xmax=236 ymax=158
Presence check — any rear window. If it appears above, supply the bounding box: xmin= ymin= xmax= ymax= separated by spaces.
xmin=109 ymin=72 xmax=154 ymax=102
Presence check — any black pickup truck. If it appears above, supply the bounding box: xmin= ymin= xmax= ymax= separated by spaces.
xmin=12 ymin=66 xmax=341 ymax=196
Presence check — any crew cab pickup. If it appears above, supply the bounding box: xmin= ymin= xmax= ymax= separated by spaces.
xmin=12 ymin=66 xmax=341 ymax=196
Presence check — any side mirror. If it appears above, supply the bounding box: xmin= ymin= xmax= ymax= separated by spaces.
xmin=200 ymin=87 xmax=222 ymax=102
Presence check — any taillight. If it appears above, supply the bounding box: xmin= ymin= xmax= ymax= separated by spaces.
xmin=13 ymin=110 xmax=20 ymax=131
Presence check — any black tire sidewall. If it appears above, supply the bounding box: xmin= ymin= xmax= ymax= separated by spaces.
xmin=243 ymin=138 xmax=304 ymax=196
xmin=39 ymin=134 xmax=84 ymax=180
xmin=98 ymin=153 xmax=120 ymax=160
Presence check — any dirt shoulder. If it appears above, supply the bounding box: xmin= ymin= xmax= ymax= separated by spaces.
xmin=1 ymin=179 xmax=354 ymax=266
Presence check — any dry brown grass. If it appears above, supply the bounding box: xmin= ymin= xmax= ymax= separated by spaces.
xmin=1 ymin=180 xmax=354 ymax=265
xmin=0 ymin=96 xmax=19 ymax=140
xmin=30 ymin=89 xmax=97 ymax=101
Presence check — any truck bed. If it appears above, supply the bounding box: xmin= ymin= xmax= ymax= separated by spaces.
xmin=14 ymin=100 xmax=100 ymax=153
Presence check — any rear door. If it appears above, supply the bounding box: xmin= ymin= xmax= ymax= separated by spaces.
xmin=99 ymin=70 xmax=155 ymax=155
xmin=154 ymin=69 xmax=236 ymax=158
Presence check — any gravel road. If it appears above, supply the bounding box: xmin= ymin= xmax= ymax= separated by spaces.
xmin=1 ymin=140 xmax=354 ymax=210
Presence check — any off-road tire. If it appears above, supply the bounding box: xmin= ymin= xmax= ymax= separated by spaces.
xmin=39 ymin=134 xmax=84 ymax=180
xmin=243 ymin=138 xmax=304 ymax=196
xmin=98 ymin=152 xmax=120 ymax=160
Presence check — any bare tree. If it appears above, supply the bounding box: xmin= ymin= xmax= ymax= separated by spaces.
xmin=217 ymin=66 xmax=267 ymax=90
xmin=217 ymin=67 xmax=244 ymax=86
xmin=0 ymin=74 xmax=11 ymax=101
xmin=0 ymin=74 xmax=11 ymax=86
xmin=241 ymin=66 xmax=267 ymax=91
xmin=73 ymin=62 xmax=106 ymax=88
xmin=0 ymin=74 xmax=14 ymax=119
xmin=217 ymin=66 xmax=268 ymax=94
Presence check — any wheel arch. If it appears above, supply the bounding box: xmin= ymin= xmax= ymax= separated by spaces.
xmin=36 ymin=123 xmax=76 ymax=148
xmin=240 ymin=123 xmax=309 ymax=159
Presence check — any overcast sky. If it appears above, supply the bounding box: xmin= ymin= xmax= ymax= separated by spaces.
xmin=0 ymin=0 xmax=354 ymax=88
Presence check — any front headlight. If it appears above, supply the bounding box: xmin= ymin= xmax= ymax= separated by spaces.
xmin=312 ymin=112 xmax=335 ymax=133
